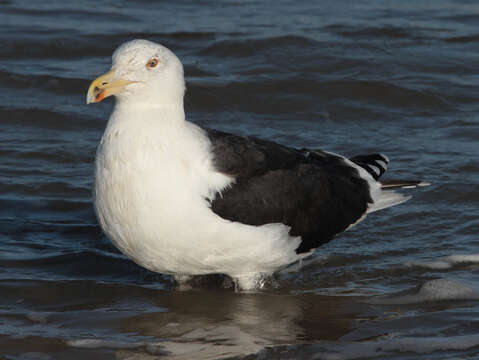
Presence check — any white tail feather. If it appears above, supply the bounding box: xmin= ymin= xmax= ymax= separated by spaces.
xmin=368 ymin=190 xmax=411 ymax=213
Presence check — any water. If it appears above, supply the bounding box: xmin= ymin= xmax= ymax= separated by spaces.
xmin=1 ymin=0 xmax=479 ymax=358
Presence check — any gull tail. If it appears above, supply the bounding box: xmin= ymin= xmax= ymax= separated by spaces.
xmin=368 ymin=190 xmax=411 ymax=213
xmin=349 ymin=153 xmax=431 ymax=213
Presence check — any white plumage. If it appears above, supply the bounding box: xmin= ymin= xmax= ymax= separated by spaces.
xmin=87 ymin=39 xmax=415 ymax=290
xmin=94 ymin=109 xmax=302 ymax=289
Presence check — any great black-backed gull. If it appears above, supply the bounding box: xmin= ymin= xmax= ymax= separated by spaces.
xmin=86 ymin=39 xmax=428 ymax=290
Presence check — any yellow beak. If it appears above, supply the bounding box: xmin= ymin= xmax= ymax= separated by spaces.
xmin=86 ymin=69 xmax=136 ymax=104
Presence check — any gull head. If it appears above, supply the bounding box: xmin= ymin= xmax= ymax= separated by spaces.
xmin=87 ymin=39 xmax=185 ymax=106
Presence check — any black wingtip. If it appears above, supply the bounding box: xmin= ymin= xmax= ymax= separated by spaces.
xmin=350 ymin=153 xmax=389 ymax=180
xmin=381 ymin=180 xmax=431 ymax=189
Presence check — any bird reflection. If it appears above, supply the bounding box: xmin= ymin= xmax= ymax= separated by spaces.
xmin=117 ymin=280 xmax=368 ymax=359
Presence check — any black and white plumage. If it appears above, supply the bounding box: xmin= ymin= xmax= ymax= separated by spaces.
xmin=207 ymin=128 xmax=376 ymax=254
xmin=86 ymin=39 xmax=428 ymax=290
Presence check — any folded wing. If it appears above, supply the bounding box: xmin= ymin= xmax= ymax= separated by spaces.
xmin=205 ymin=128 xmax=375 ymax=254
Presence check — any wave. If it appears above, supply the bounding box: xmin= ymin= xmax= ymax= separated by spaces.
xmin=325 ymin=24 xmax=430 ymax=41
xmin=256 ymin=333 xmax=479 ymax=360
xmin=0 ymin=247 xmax=169 ymax=284
xmin=0 ymin=197 xmax=92 ymax=215
xmin=445 ymin=34 xmax=479 ymax=43
xmin=0 ymin=31 xmax=217 ymax=60
xmin=420 ymin=183 xmax=479 ymax=204
xmin=199 ymin=35 xmax=317 ymax=57
xmin=0 ymin=71 xmax=89 ymax=95
xmin=0 ymin=107 xmax=103 ymax=131
xmin=0 ymin=147 xmax=94 ymax=166
xmin=186 ymin=78 xmax=451 ymax=114
xmin=0 ymin=37 xmax=113 ymax=60
xmin=405 ymin=254 xmax=479 ymax=270
xmin=369 ymin=278 xmax=479 ymax=305
xmin=0 ymin=181 xmax=90 ymax=199
xmin=89 ymin=31 xmax=218 ymax=43
xmin=4 ymin=6 xmax=133 ymax=21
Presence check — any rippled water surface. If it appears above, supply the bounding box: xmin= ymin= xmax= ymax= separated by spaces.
xmin=1 ymin=0 xmax=479 ymax=359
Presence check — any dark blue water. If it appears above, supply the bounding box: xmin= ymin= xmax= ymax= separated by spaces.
xmin=1 ymin=0 xmax=479 ymax=359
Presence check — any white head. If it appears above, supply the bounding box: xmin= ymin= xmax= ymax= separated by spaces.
xmin=87 ymin=39 xmax=185 ymax=108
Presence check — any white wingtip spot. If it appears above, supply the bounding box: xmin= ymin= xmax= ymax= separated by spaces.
xmin=379 ymin=153 xmax=390 ymax=164
xmin=376 ymin=160 xmax=388 ymax=170
xmin=366 ymin=164 xmax=381 ymax=176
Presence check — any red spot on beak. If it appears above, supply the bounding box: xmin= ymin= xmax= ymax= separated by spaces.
xmin=95 ymin=90 xmax=105 ymax=103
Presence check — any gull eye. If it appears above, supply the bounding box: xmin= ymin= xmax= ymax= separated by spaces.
xmin=146 ymin=58 xmax=159 ymax=69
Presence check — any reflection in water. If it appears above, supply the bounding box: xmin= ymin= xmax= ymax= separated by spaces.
xmin=3 ymin=276 xmax=479 ymax=359
xmin=57 ymin=278 xmax=479 ymax=359
xmin=116 ymin=289 xmax=366 ymax=359
xmin=1 ymin=278 xmax=367 ymax=359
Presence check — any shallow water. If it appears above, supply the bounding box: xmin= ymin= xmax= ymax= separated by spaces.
xmin=1 ymin=0 xmax=479 ymax=359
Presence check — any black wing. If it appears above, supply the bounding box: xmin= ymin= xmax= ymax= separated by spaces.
xmin=205 ymin=128 xmax=374 ymax=254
